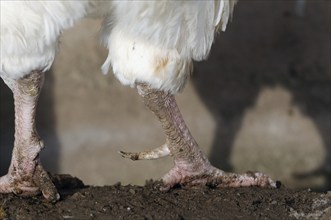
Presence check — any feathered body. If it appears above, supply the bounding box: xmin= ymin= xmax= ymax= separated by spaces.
xmin=1 ymin=0 xmax=236 ymax=93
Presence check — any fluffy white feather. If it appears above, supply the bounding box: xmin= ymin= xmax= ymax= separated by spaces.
xmin=100 ymin=0 xmax=237 ymax=93
xmin=0 ymin=0 xmax=236 ymax=94
xmin=0 ymin=1 xmax=88 ymax=80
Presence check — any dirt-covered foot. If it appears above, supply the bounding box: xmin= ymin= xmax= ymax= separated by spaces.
xmin=0 ymin=162 xmax=59 ymax=203
xmin=160 ymin=163 xmax=279 ymax=191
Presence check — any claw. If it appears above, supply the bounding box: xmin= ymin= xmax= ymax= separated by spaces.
xmin=33 ymin=165 xmax=60 ymax=202
xmin=119 ymin=151 xmax=140 ymax=161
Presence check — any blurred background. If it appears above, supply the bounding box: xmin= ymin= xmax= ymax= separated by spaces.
xmin=1 ymin=1 xmax=330 ymax=191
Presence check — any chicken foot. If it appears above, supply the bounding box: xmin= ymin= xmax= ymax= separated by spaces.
xmin=0 ymin=71 xmax=59 ymax=202
xmin=135 ymin=83 xmax=279 ymax=190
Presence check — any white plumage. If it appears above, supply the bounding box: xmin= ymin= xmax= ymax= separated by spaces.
xmin=1 ymin=1 xmax=235 ymax=93
xmin=0 ymin=1 xmax=89 ymax=80
xmin=99 ymin=1 xmax=236 ymax=93
xmin=1 ymin=1 xmax=279 ymax=203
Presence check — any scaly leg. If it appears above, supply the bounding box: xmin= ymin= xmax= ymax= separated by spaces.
xmin=131 ymin=84 xmax=278 ymax=190
xmin=0 ymin=71 xmax=59 ymax=202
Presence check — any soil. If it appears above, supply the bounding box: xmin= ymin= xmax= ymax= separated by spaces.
xmin=0 ymin=175 xmax=331 ymax=220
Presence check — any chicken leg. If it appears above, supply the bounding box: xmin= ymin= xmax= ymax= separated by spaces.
xmin=0 ymin=71 xmax=59 ymax=202
xmin=121 ymin=84 xmax=278 ymax=190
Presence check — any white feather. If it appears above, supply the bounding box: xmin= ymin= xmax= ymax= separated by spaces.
xmin=0 ymin=1 xmax=88 ymax=80
xmin=1 ymin=0 xmax=236 ymax=94
xmin=100 ymin=0 xmax=237 ymax=93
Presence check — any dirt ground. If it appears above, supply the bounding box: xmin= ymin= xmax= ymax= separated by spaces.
xmin=0 ymin=176 xmax=331 ymax=220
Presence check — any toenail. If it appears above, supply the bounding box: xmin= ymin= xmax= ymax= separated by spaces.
xmin=13 ymin=187 xmax=23 ymax=195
